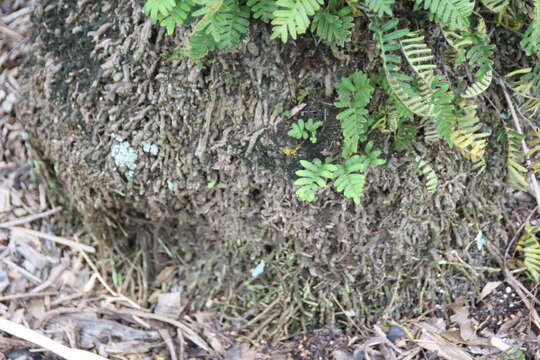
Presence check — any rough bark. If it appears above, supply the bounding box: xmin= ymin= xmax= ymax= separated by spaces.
xmin=16 ymin=0 xmax=509 ymax=331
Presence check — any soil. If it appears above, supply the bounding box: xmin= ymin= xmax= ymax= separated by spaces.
xmin=14 ymin=0 xmax=526 ymax=342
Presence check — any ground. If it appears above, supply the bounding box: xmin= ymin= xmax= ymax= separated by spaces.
xmin=0 ymin=0 xmax=539 ymax=359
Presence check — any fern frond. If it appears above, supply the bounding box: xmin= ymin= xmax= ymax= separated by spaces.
xmin=311 ymin=7 xmax=353 ymax=46
xmin=414 ymin=0 xmax=474 ymax=30
xmin=394 ymin=122 xmax=417 ymax=152
xmin=334 ymin=142 xmax=385 ymax=204
xmin=451 ymin=102 xmax=488 ymax=172
xmin=193 ymin=0 xmax=225 ymax=32
xmin=294 ymin=158 xmax=337 ymax=201
xmin=506 ymin=127 xmax=529 ymax=191
xmin=372 ymin=20 xmax=438 ymax=118
xmin=444 ymin=28 xmax=494 ymax=97
xmin=193 ymin=0 xmax=250 ymax=50
xmin=430 ymin=86 xmax=456 ymax=143
xmin=463 ymin=69 xmax=492 ymax=98
xmin=271 ymin=0 xmax=325 ymax=42
xmin=415 ymin=155 xmax=438 ymax=192
xmin=516 ymin=223 xmax=540 ymax=282
xmin=442 ymin=28 xmax=473 ymax=50
xmin=386 ymin=76 xmax=433 ymax=116
xmin=528 ymin=127 xmax=540 ymax=173
xmin=145 ymin=0 xmax=177 ymax=22
xmin=334 ymin=155 xmax=369 ymax=205
xmin=365 ymin=0 xmax=395 ymax=17
xmin=399 ymin=32 xmax=437 ymax=81
xmin=507 ymin=66 xmax=540 ymax=115
xmin=187 ymin=33 xmax=217 ymax=58
xmin=335 ymin=71 xmax=374 ymax=156
xmin=521 ymin=0 xmax=540 ymax=57
xmin=248 ymin=0 xmax=278 ymax=22
xmin=465 ymin=36 xmax=495 ymax=81
xmin=480 ymin=0 xmax=508 ymax=13
xmin=158 ymin=1 xmax=194 ymax=35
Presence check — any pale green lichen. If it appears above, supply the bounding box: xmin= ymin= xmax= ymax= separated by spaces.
xmin=141 ymin=141 xmax=159 ymax=156
xmin=250 ymin=260 xmax=265 ymax=278
xmin=111 ymin=134 xmax=138 ymax=178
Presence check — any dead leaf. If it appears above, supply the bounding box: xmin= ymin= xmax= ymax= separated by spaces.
xmin=155 ymin=292 xmax=182 ymax=319
xmin=154 ymin=266 xmax=176 ymax=284
xmin=104 ymin=340 xmax=154 ymax=354
xmin=0 ymin=183 xmax=10 ymax=213
xmin=193 ymin=312 xmax=223 ymax=353
xmin=28 ymin=298 xmax=45 ymax=320
xmin=418 ymin=318 xmax=446 ymax=334
xmin=449 ymin=296 xmax=487 ymax=344
xmin=224 ymin=342 xmax=257 ymax=360
xmin=490 ymin=336 xmax=513 ymax=352
xmin=450 ymin=305 xmax=476 ymax=341
xmin=334 ymin=349 xmax=353 ymax=360
xmin=479 ymin=281 xmax=502 ymax=300
xmin=417 ymin=331 xmax=474 ymax=360
xmin=288 ymin=103 xmax=306 ymax=118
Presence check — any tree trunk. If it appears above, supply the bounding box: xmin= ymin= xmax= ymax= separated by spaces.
xmin=16 ymin=0 xmax=509 ymax=332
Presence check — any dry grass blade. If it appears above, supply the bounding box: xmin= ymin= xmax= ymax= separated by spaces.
xmin=0 ymin=207 xmax=62 ymax=228
xmin=0 ymin=317 xmax=108 ymax=360
xmin=0 ymin=23 xmax=24 ymax=42
xmin=8 ymin=226 xmax=95 ymax=253
xmin=118 ymin=309 xmax=212 ymax=353
xmin=416 ymin=331 xmax=474 ymax=360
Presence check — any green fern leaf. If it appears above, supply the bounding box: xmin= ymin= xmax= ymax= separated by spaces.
xmin=399 ymin=32 xmax=437 ymax=81
xmin=158 ymin=1 xmax=194 ymax=34
xmin=528 ymin=127 xmax=540 ymax=173
xmin=334 ymin=142 xmax=385 ymax=204
xmin=506 ymin=127 xmax=529 ymax=191
xmin=506 ymin=66 xmax=540 ymax=115
xmin=521 ymin=0 xmax=540 ymax=57
xmin=516 ymin=223 xmax=540 ymax=282
xmin=192 ymin=0 xmax=225 ymax=32
xmin=414 ymin=0 xmax=474 ymax=30
xmin=311 ymin=7 xmax=353 ymax=46
xmin=187 ymin=33 xmax=217 ymax=58
xmin=288 ymin=119 xmax=309 ymax=139
xmin=365 ymin=0 xmax=395 ymax=17
xmin=335 ymin=71 xmax=374 ymax=156
xmin=479 ymin=0 xmax=508 ymax=13
xmin=450 ymin=103 xmax=488 ymax=172
xmin=193 ymin=0 xmax=250 ymax=50
xmin=211 ymin=7 xmax=250 ymax=49
xmin=443 ymin=28 xmax=494 ymax=97
xmin=372 ymin=20 xmax=437 ymax=117
xmin=248 ymin=0 xmax=278 ymax=22
xmin=415 ymin=155 xmax=438 ymax=192
xmin=334 ymin=155 xmax=369 ymax=205
xmin=294 ymin=158 xmax=337 ymax=201
xmin=145 ymin=0 xmax=177 ymax=22
xmin=271 ymin=0 xmax=325 ymax=42
xmin=428 ymin=76 xmax=457 ymax=143
xmin=463 ymin=69 xmax=492 ymax=98
xmin=393 ymin=121 xmax=417 ymax=152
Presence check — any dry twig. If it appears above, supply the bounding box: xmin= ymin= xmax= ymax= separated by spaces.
xmin=0 ymin=317 xmax=108 ymax=360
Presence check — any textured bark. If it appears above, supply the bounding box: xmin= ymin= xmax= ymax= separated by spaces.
xmin=17 ymin=0 xmax=509 ymax=331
